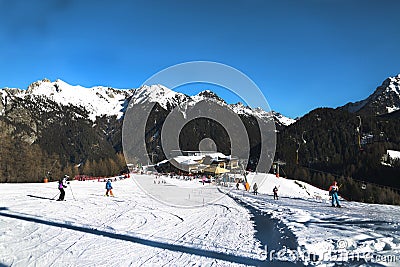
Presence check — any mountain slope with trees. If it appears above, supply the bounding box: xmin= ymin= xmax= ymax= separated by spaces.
xmin=275 ymin=74 xmax=400 ymax=205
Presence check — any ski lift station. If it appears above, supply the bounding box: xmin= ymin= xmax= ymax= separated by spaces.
xmin=155 ymin=151 xmax=240 ymax=175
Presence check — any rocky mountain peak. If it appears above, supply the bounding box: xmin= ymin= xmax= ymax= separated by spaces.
xmin=195 ymin=90 xmax=226 ymax=104
xmin=340 ymin=74 xmax=400 ymax=115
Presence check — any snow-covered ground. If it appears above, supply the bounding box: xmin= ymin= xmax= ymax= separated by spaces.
xmin=1 ymin=174 xmax=399 ymax=267
xmin=244 ymin=173 xmax=330 ymax=201
xmin=0 ymin=176 xmax=265 ymax=267
xmin=387 ymin=150 xmax=400 ymax=161
xmin=226 ymin=174 xmax=400 ymax=266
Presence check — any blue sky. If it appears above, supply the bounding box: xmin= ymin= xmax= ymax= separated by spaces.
xmin=1 ymin=0 xmax=400 ymax=118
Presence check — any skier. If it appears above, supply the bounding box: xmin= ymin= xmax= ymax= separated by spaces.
xmin=57 ymin=175 xmax=68 ymax=201
xmin=236 ymin=181 xmax=240 ymax=190
xmin=273 ymin=186 xmax=279 ymax=200
xmin=105 ymin=179 xmax=114 ymax=197
xmin=253 ymin=183 xmax=258 ymax=195
xmin=329 ymin=181 xmax=341 ymax=208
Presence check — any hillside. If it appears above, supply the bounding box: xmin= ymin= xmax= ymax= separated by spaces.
xmin=274 ymin=74 xmax=400 ymax=204
xmin=275 ymin=107 xmax=400 ymax=204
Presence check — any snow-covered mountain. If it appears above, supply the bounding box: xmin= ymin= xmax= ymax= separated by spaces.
xmin=24 ymin=79 xmax=132 ymax=121
xmin=341 ymin=74 xmax=400 ymax=115
xmin=1 ymin=78 xmax=294 ymax=125
xmin=130 ymin=84 xmax=191 ymax=110
xmin=0 ymin=78 xmax=294 ymax=171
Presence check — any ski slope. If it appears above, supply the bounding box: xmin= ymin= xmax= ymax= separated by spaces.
xmin=0 ymin=176 xmax=265 ymax=267
xmin=1 ymin=174 xmax=399 ymax=266
xmin=244 ymin=173 xmax=330 ymax=201
xmin=226 ymin=174 xmax=400 ymax=266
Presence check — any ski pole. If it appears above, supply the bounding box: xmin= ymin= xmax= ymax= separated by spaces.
xmin=51 ymin=192 xmax=60 ymax=200
xmin=68 ymin=182 xmax=76 ymax=201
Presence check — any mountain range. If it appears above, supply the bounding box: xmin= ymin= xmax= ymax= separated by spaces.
xmin=1 ymin=74 xmax=400 ymax=204
xmin=2 ymin=78 xmax=295 ymax=125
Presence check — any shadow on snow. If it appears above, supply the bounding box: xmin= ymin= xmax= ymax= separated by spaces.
xmin=0 ymin=207 xmax=289 ymax=266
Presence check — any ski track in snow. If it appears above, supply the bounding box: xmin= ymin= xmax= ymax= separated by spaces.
xmin=225 ymin=187 xmax=400 ymax=267
xmin=0 ymin=177 xmax=265 ymax=267
xmin=2 ymin=174 xmax=400 ymax=266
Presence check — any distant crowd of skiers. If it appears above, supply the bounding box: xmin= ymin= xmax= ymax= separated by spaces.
xmin=56 ymin=173 xmax=341 ymax=206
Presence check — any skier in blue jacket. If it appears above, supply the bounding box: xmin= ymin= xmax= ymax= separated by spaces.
xmin=329 ymin=181 xmax=341 ymax=208
xmin=105 ymin=179 xmax=114 ymax=197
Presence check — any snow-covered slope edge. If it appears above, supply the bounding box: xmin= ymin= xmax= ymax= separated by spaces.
xmin=224 ymin=173 xmax=400 ymax=266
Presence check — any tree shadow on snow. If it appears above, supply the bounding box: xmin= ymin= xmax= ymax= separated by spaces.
xmin=0 ymin=208 xmax=295 ymax=266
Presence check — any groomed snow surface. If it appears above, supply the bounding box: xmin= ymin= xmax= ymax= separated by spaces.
xmin=0 ymin=176 xmax=264 ymax=267
xmin=229 ymin=174 xmax=400 ymax=266
xmin=1 ymin=174 xmax=400 ymax=267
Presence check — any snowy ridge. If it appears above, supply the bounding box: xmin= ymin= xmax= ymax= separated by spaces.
xmin=125 ymin=84 xmax=294 ymax=125
xmin=131 ymin=84 xmax=190 ymax=110
xmin=192 ymin=90 xmax=226 ymax=104
xmin=271 ymin=111 xmax=297 ymax=126
xmin=1 ymin=78 xmax=295 ymax=125
xmin=342 ymin=73 xmax=400 ymax=115
xmin=371 ymin=74 xmax=400 ymax=114
xmin=25 ymin=79 xmax=131 ymax=120
xmin=230 ymin=103 xmax=295 ymax=126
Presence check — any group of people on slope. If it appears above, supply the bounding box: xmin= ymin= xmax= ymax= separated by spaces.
xmin=237 ymin=179 xmax=342 ymax=206
xmin=252 ymin=183 xmax=279 ymax=200
xmin=56 ymin=175 xmax=115 ymax=201
xmin=235 ymin=181 xmax=279 ymax=200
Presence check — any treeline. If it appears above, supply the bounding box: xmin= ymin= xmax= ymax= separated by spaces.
xmin=0 ymin=116 xmax=127 ymax=183
xmin=275 ymin=108 xmax=400 ymax=205
xmin=0 ymin=127 xmax=63 ymax=183
xmin=79 ymin=153 xmax=126 ymax=177
xmin=286 ymin=165 xmax=400 ymax=205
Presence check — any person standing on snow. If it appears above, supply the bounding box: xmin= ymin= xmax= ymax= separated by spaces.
xmin=273 ymin=186 xmax=279 ymax=200
xmin=329 ymin=181 xmax=341 ymax=208
xmin=105 ymin=179 xmax=114 ymax=197
xmin=253 ymin=183 xmax=258 ymax=195
xmin=57 ymin=175 xmax=68 ymax=201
